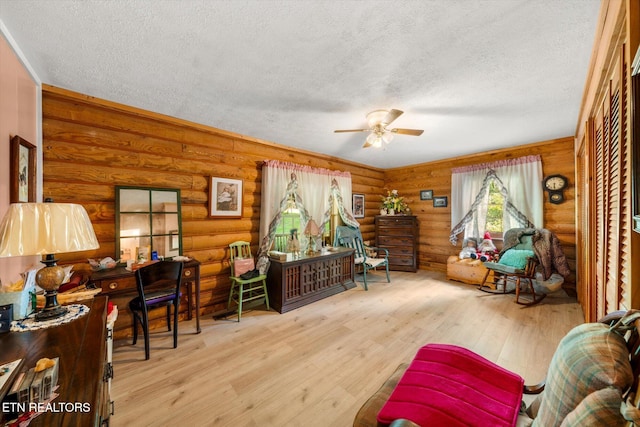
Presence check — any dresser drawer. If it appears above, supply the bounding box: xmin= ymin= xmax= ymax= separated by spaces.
xmin=378 ymin=235 xmax=414 ymax=246
xmin=376 ymin=217 xmax=416 ymax=227
xmin=94 ymin=275 xmax=137 ymax=295
xmin=386 ymin=246 xmax=415 ymax=257
xmin=389 ymin=256 xmax=415 ymax=267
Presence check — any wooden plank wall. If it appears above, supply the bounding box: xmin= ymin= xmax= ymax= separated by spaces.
xmin=41 ymin=85 xmax=385 ymax=320
xmin=383 ymin=137 xmax=577 ymax=289
xmin=42 ymin=85 xmax=578 ymax=332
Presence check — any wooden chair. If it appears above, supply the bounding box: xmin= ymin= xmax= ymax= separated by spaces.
xmin=228 ymin=241 xmax=270 ymax=321
xmin=129 ymin=261 xmax=183 ymax=360
xmin=335 ymin=226 xmax=390 ymax=290
xmin=480 ymin=229 xmax=545 ymax=305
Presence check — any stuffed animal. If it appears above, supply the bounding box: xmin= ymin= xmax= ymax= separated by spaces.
xmin=459 ymin=237 xmax=478 ymax=259
xmin=471 ymin=231 xmax=497 ymax=261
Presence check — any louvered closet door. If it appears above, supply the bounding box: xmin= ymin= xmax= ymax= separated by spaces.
xmin=592 ymin=49 xmax=631 ymax=319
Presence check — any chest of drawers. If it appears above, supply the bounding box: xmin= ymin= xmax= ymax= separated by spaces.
xmin=375 ymin=215 xmax=418 ymax=272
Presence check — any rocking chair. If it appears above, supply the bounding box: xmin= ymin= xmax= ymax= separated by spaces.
xmin=479 ymin=229 xmax=546 ymax=305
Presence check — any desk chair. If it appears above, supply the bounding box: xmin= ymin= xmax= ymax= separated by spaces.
xmin=129 ymin=261 xmax=183 ymax=360
xmin=228 ymin=241 xmax=270 ymax=321
xmin=335 ymin=226 xmax=390 ymax=290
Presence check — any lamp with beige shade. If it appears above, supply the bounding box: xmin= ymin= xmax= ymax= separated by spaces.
xmin=0 ymin=202 xmax=99 ymax=321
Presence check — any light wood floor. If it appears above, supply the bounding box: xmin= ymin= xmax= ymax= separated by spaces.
xmin=110 ymin=270 xmax=584 ymax=427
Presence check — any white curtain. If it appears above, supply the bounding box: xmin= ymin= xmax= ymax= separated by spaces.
xmin=257 ymin=160 xmax=358 ymax=271
xmin=449 ymin=155 xmax=543 ymax=244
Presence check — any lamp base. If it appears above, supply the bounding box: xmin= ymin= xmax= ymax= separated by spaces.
xmin=35 ymin=291 xmax=68 ymax=321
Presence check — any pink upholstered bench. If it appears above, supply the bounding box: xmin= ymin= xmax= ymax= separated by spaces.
xmin=376 ymin=344 xmax=524 ymax=427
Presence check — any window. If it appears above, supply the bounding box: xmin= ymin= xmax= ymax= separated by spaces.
xmin=485 ymin=180 xmax=504 ymax=234
xmin=116 ymin=186 xmax=182 ymax=261
xmin=449 ymin=157 xmax=543 ymax=245
xmin=275 ymin=211 xmax=302 ymax=236
xmin=272 ymin=195 xmax=332 ymax=251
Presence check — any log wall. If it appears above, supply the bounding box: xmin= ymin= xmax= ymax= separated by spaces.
xmin=383 ymin=137 xmax=577 ymax=289
xmin=41 ymin=85 xmax=385 ymax=322
xmin=42 ymin=85 xmax=577 ymax=335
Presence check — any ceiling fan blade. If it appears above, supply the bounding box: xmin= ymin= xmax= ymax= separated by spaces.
xmin=381 ymin=109 xmax=403 ymax=125
xmin=334 ymin=129 xmax=370 ymax=133
xmin=391 ymin=128 xmax=424 ymax=136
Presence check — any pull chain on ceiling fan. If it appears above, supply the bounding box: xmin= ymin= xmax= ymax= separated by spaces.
xmin=334 ymin=109 xmax=424 ymax=148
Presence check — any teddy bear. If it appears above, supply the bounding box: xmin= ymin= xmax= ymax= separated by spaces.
xmin=470 ymin=231 xmax=497 ymax=262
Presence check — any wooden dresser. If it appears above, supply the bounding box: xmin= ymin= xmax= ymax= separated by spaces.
xmin=0 ymin=296 xmax=112 ymax=426
xmin=375 ymin=215 xmax=418 ymax=272
xmin=267 ymin=247 xmax=355 ymax=313
xmin=90 ymin=259 xmax=200 ymax=339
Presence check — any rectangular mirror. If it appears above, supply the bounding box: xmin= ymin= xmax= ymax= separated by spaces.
xmin=116 ymin=186 xmax=182 ymax=261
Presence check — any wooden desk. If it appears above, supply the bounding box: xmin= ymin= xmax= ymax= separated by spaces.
xmin=0 ymin=297 xmax=111 ymax=426
xmin=90 ymin=259 xmax=201 ymax=338
xmin=267 ymin=248 xmax=355 ymax=313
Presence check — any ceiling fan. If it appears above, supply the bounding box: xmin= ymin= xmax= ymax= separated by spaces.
xmin=334 ymin=109 xmax=424 ymax=148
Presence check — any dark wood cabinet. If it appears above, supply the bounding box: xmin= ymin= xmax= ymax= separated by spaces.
xmin=0 ymin=297 xmax=111 ymax=426
xmin=267 ymin=248 xmax=355 ymax=313
xmin=90 ymin=259 xmax=201 ymax=339
xmin=375 ymin=215 xmax=418 ymax=272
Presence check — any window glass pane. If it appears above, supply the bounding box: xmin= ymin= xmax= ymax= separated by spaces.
xmin=151 ymin=190 xmax=178 ymax=211
xmin=152 ymin=235 xmax=179 ymax=258
xmin=486 ymin=180 xmax=504 ymax=232
xmin=152 ymin=213 xmax=179 ymax=235
xmin=120 ymin=213 xmax=150 ymax=236
xmin=120 ymin=189 xmax=149 ymax=212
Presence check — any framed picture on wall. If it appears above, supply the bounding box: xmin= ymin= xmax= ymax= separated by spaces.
xmin=209 ymin=177 xmax=243 ymax=218
xmin=10 ymin=135 xmax=36 ymax=203
xmin=420 ymin=189 xmax=433 ymax=200
xmin=433 ymin=196 xmax=448 ymax=208
xmin=352 ymin=194 xmax=365 ymax=218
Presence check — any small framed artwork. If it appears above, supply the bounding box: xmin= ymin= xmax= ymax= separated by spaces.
xmin=209 ymin=177 xmax=243 ymax=218
xmin=169 ymin=230 xmax=180 ymax=251
xmin=420 ymin=190 xmax=433 ymax=201
xmin=135 ymin=245 xmax=151 ymax=262
xmin=433 ymin=196 xmax=448 ymax=208
xmin=352 ymin=194 xmax=365 ymax=218
xmin=10 ymin=135 xmax=36 ymax=203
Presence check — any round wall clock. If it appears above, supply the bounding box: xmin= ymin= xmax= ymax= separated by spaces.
xmin=543 ymin=174 xmax=568 ymax=204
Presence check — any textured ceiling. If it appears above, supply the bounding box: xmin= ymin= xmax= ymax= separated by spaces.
xmin=0 ymin=0 xmax=601 ymax=168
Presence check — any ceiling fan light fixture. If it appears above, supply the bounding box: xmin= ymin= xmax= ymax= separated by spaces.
xmin=335 ymin=108 xmax=423 ymax=149
xmin=366 ymin=110 xmax=389 ymax=128
xmin=365 ymin=132 xmax=384 ymax=148
xmin=365 ymin=132 xmax=378 ymax=146
xmin=382 ymin=131 xmax=394 ymax=144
